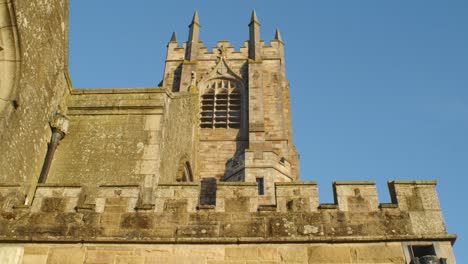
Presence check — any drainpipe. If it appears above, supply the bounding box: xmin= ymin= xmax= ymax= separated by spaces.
xmin=38 ymin=113 xmax=69 ymax=183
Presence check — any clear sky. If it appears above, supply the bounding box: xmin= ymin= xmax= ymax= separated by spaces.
xmin=70 ymin=0 xmax=468 ymax=260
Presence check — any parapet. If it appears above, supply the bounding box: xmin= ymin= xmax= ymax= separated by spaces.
xmin=0 ymin=180 xmax=455 ymax=243
xmin=166 ymin=39 xmax=284 ymax=62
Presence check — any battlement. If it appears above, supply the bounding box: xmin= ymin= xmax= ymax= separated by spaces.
xmin=0 ymin=180 xmax=453 ymax=243
xmin=166 ymin=39 xmax=284 ymax=62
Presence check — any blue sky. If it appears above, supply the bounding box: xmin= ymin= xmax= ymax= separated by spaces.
xmin=70 ymin=0 xmax=468 ymax=260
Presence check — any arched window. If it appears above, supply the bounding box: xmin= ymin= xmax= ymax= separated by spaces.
xmin=200 ymin=78 xmax=241 ymax=129
xmin=176 ymin=161 xmax=193 ymax=182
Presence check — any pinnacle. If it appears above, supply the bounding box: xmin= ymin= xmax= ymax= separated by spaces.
xmin=191 ymin=11 xmax=200 ymax=26
xmin=274 ymin=28 xmax=283 ymax=42
xmin=250 ymin=10 xmax=260 ymax=25
xmin=170 ymin=32 xmax=177 ymax=42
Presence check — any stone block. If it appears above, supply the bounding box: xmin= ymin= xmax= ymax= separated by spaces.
xmin=0 ymin=247 xmax=23 ymax=264
xmin=41 ymin=197 xmax=66 ymax=213
xmin=84 ymin=250 xmax=115 ymax=263
xmin=22 ymin=254 xmax=47 ymax=264
xmin=104 ymin=205 xmax=128 ymax=213
xmin=164 ymin=199 xmax=188 ymax=213
xmin=277 ymin=246 xmax=308 ymax=262
xmin=221 ymin=221 xmax=265 ymax=237
xmin=225 ymin=246 xmax=258 ymax=260
xmin=176 ymin=224 xmax=219 ymax=237
xmin=257 ymin=247 xmax=278 ymax=261
xmin=224 ymin=197 xmax=250 ymax=212
xmin=144 ymin=115 xmax=161 ymax=131
xmin=182 ymin=246 xmax=225 ymax=260
xmin=120 ymin=213 xmax=154 ymax=229
xmin=47 ymin=247 xmax=85 ymax=264
xmin=307 ymin=245 xmax=352 ymax=263
xmin=352 ymin=244 xmax=405 ymax=263
xmin=115 ymin=255 xmax=144 ymax=264
xmin=100 ymin=213 xmax=121 ymax=227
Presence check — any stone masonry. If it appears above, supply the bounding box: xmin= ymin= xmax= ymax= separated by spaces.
xmin=0 ymin=1 xmax=457 ymax=263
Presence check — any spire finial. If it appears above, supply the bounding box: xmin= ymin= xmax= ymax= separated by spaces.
xmin=248 ymin=10 xmax=261 ymax=60
xmin=249 ymin=10 xmax=260 ymax=26
xmin=170 ymin=32 xmax=177 ymax=42
xmin=274 ymin=28 xmax=283 ymax=43
xmin=190 ymin=11 xmax=200 ymax=26
xmin=185 ymin=11 xmax=201 ymax=61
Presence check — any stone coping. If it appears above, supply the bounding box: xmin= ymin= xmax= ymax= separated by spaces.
xmin=99 ymin=184 xmax=140 ymax=188
xmin=276 ymin=181 xmax=317 ymax=186
xmin=0 ymin=234 xmax=456 ymax=244
xmin=217 ymin=182 xmax=257 ymax=187
xmin=334 ymin=181 xmax=376 ymax=185
xmin=390 ymin=180 xmax=437 ymax=185
xmin=158 ymin=183 xmax=199 ymax=187
xmin=37 ymin=183 xmax=82 ymax=188
xmin=71 ymin=87 xmax=164 ymax=94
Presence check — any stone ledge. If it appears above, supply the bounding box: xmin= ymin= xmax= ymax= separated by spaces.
xmin=37 ymin=183 xmax=82 ymax=188
xmin=99 ymin=184 xmax=140 ymax=188
xmin=159 ymin=183 xmax=199 ymax=187
xmin=197 ymin=205 xmax=215 ymax=210
xmin=71 ymin=87 xmax=164 ymax=94
xmin=379 ymin=203 xmax=398 ymax=209
xmin=318 ymin=204 xmax=338 ymax=210
xmin=257 ymin=205 xmax=276 ymax=212
xmin=276 ymin=181 xmax=317 ymax=186
xmin=217 ymin=182 xmax=257 ymax=187
xmin=390 ymin=180 xmax=437 ymax=185
xmin=0 ymin=234 xmax=456 ymax=244
xmin=334 ymin=181 xmax=376 ymax=185
xmin=0 ymin=184 xmax=20 ymax=187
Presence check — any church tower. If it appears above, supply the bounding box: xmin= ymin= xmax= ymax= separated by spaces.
xmin=162 ymin=11 xmax=300 ymax=202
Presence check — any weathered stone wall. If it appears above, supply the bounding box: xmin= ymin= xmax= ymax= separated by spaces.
xmin=0 ymin=241 xmax=457 ymax=264
xmin=0 ymin=0 xmax=70 ymax=199
xmin=0 ymin=181 xmax=456 ymax=263
xmin=47 ymin=88 xmax=165 ymax=187
xmin=0 ymin=1 xmax=20 ymax=119
xmin=158 ymin=92 xmax=199 ymax=183
xmin=0 ymin=181 xmax=454 ymax=242
xmin=198 ymin=129 xmax=241 ymax=179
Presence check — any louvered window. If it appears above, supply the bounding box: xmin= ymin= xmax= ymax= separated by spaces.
xmin=200 ymin=79 xmax=241 ymax=129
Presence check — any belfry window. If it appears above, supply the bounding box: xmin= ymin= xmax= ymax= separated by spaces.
xmin=200 ymin=79 xmax=241 ymax=129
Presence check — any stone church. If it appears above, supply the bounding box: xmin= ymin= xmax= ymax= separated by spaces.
xmin=0 ymin=1 xmax=457 ymax=263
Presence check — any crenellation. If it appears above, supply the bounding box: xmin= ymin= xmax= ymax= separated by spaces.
xmin=0 ymin=181 xmax=450 ymax=214
xmin=333 ymin=181 xmax=380 ymax=212
xmin=0 ymin=180 xmax=447 ymax=215
xmin=389 ymin=180 xmax=441 ymax=211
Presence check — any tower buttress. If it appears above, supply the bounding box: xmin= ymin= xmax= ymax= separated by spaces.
xmin=162 ymin=31 xmax=181 ymax=90
xmin=176 ymin=11 xmax=202 ymax=92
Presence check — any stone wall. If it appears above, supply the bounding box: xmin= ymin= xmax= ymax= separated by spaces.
xmin=198 ymin=129 xmax=241 ymax=179
xmin=0 ymin=181 xmax=456 ymax=263
xmin=158 ymin=91 xmax=199 ymax=183
xmin=47 ymin=88 xmax=165 ymax=187
xmin=0 ymin=0 xmax=71 ymax=200
xmin=0 ymin=181 xmax=454 ymax=243
xmin=0 ymin=241 xmax=457 ymax=264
